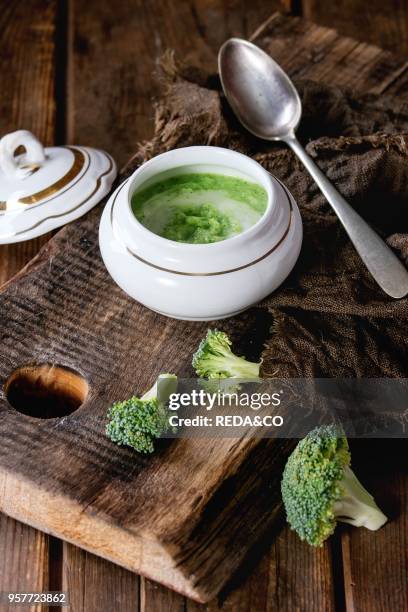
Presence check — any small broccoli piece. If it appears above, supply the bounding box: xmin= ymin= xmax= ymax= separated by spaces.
xmin=192 ymin=329 xmax=260 ymax=379
xmin=281 ymin=425 xmax=387 ymax=546
xmin=106 ymin=374 xmax=177 ymax=454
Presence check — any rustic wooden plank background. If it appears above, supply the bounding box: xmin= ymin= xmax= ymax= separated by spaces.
xmin=0 ymin=1 xmax=407 ymax=611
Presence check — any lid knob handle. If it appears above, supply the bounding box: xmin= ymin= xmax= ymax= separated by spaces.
xmin=0 ymin=130 xmax=46 ymax=179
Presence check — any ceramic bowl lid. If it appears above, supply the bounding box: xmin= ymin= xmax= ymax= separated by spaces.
xmin=0 ymin=130 xmax=117 ymax=244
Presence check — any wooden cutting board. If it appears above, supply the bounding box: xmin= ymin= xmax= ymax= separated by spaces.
xmin=0 ymin=243 xmax=292 ymax=603
xmin=0 ymin=13 xmax=406 ymax=604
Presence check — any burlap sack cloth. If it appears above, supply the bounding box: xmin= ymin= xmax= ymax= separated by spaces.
xmin=124 ymin=58 xmax=408 ymax=378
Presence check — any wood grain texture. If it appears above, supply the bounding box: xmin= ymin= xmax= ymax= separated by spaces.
xmin=0 ymin=2 xmax=59 ymax=606
xmin=341 ymin=439 xmax=408 ymax=612
xmin=141 ymin=577 xmax=185 ymax=612
xmin=0 ymin=515 xmax=49 ymax=612
xmin=251 ymin=13 xmax=408 ymax=96
xmin=0 ymin=0 xmax=58 ymax=286
xmin=186 ymin=527 xmax=336 ymax=611
xmin=303 ymin=0 xmax=408 ymax=56
xmin=68 ymin=0 xmax=282 ymax=167
xmin=62 ymin=543 xmax=139 ymax=612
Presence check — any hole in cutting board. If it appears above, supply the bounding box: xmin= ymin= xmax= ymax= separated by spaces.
xmin=4 ymin=364 xmax=88 ymax=419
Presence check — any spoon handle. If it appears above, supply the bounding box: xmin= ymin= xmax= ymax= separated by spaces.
xmin=285 ymin=134 xmax=408 ymax=299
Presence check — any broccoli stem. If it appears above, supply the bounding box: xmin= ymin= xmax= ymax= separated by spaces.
xmin=334 ymin=465 xmax=387 ymax=530
xmin=141 ymin=373 xmax=178 ymax=403
xmin=213 ymin=352 xmax=259 ymax=378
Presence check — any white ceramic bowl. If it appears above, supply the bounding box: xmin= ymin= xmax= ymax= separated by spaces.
xmin=99 ymin=146 xmax=302 ymax=320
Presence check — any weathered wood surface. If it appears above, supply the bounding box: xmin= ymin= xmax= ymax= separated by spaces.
xmin=0 ymin=270 xmax=293 ymax=601
xmin=341 ymin=439 xmax=408 ymax=612
xmin=303 ymin=0 xmax=408 ymax=55
xmin=0 ymin=3 xmax=407 ymax=611
xmin=62 ymin=543 xmax=139 ymax=612
xmin=68 ymin=0 xmax=278 ymax=168
xmin=0 ymin=515 xmax=49 ymax=612
xmin=250 ymin=13 xmax=408 ymax=96
xmin=0 ymin=0 xmax=57 ymax=286
xmin=0 ymin=3 xmax=59 ymax=608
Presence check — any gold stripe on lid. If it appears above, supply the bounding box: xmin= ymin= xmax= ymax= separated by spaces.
xmin=0 ymin=147 xmax=86 ymax=211
xmin=18 ymin=148 xmax=86 ymax=204
xmin=0 ymin=154 xmax=114 ymax=239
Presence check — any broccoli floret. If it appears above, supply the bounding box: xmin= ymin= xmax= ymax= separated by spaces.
xmin=106 ymin=374 xmax=177 ymax=454
xmin=281 ymin=425 xmax=387 ymax=546
xmin=192 ymin=329 xmax=260 ymax=379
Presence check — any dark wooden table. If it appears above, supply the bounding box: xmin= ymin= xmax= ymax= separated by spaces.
xmin=0 ymin=2 xmax=407 ymax=611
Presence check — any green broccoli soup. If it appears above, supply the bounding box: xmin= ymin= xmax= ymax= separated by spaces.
xmin=131 ymin=172 xmax=268 ymax=244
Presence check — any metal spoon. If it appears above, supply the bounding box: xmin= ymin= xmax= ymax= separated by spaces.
xmin=218 ymin=38 xmax=408 ymax=299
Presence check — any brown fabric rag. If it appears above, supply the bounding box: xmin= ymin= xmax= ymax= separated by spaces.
xmin=124 ymin=59 xmax=408 ymax=378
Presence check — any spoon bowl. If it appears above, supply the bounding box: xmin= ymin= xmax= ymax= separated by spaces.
xmin=219 ymin=38 xmax=301 ymax=140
